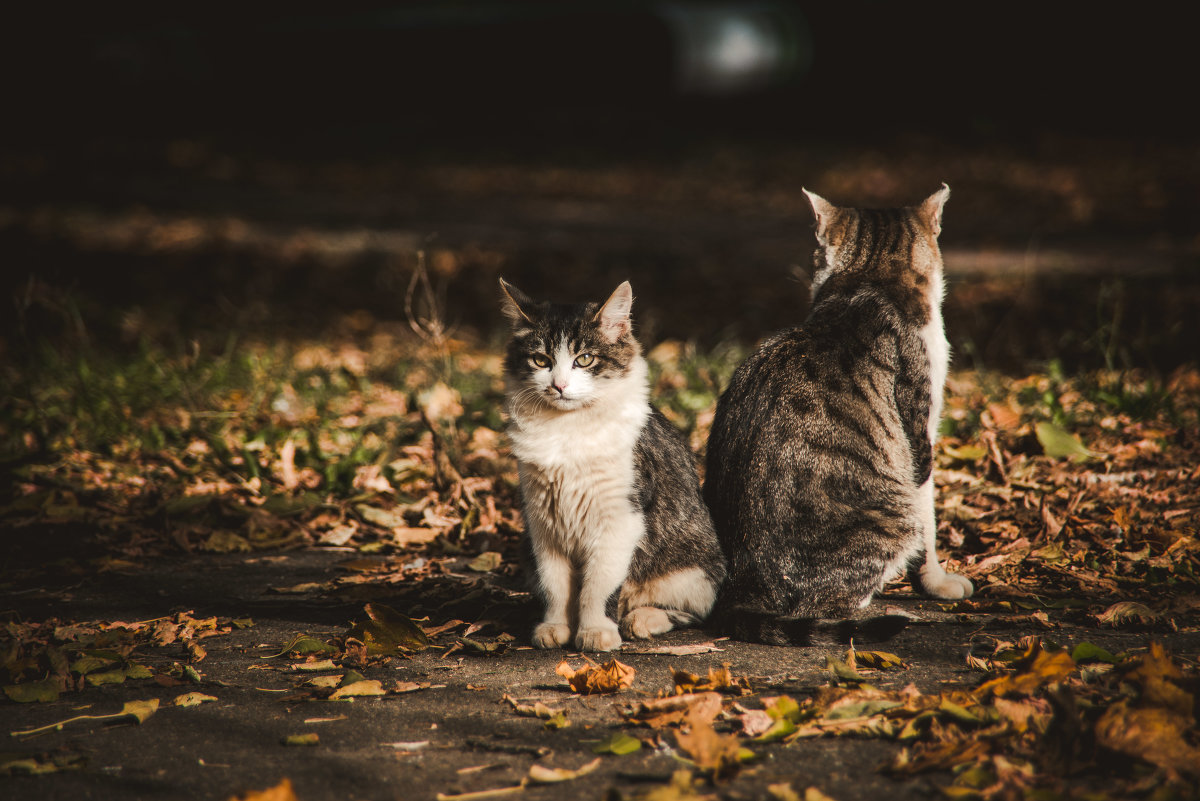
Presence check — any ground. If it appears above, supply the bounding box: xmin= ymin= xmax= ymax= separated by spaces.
xmin=2 ymin=130 xmax=1199 ymax=800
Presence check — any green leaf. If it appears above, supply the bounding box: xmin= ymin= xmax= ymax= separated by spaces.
xmin=824 ymin=699 xmax=902 ymax=721
xmin=542 ymin=711 xmax=571 ymax=730
xmin=825 ymin=655 xmax=868 ymax=684
xmin=347 ymin=602 xmax=430 ymax=655
xmin=943 ymin=444 xmax=987 ymax=462
xmin=765 ymin=695 xmax=801 ymax=722
xmin=1071 ymin=642 xmax=1120 ymax=664
xmin=753 ymin=717 xmax=798 ymax=742
xmin=592 ymin=733 xmax=642 ymax=755
xmin=3 ymin=678 xmax=62 ymax=703
xmin=85 ymin=668 xmax=129 ymax=687
xmin=1035 ymin=422 xmax=1095 ymax=460
xmin=262 ymin=634 xmax=339 ymax=659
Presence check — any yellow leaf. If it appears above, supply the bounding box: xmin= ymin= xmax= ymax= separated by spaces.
xmin=281 ymin=733 xmax=320 ymax=747
xmin=173 ymin=692 xmax=217 ymax=707
xmin=227 ymin=778 xmax=299 ymax=801
xmin=329 ymin=680 xmax=385 ymax=699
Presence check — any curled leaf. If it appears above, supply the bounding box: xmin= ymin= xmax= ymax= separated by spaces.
xmin=556 ymin=659 xmax=635 ymax=695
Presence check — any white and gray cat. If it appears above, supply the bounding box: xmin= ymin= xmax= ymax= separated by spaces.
xmin=500 ymin=279 xmax=725 ymax=652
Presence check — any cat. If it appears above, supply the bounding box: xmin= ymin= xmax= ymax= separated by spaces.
xmin=703 ymin=185 xmax=974 ymax=645
xmin=500 ymin=278 xmax=726 ymax=652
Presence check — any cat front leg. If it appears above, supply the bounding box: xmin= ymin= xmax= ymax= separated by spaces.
xmin=531 ymin=544 xmax=573 ymax=649
xmin=575 ymin=514 xmax=641 ymax=652
xmin=915 ymin=477 xmax=974 ymax=599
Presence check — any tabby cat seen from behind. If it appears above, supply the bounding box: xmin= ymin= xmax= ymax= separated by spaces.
xmin=704 ymin=186 xmax=973 ymax=645
xmin=501 ymin=279 xmax=725 ymax=652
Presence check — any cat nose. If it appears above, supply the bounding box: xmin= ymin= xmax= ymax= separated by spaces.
xmin=552 ymin=380 xmax=568 ymax=394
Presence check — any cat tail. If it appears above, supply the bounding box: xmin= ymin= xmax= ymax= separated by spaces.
xmin=714 ymin=606 xmax=912 ymax=647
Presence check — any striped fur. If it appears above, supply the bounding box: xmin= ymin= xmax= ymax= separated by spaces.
xmin=704 ymin=186 xmax=973 ymax=645
xmin=501 ymin=280 xmax=726 ymax=651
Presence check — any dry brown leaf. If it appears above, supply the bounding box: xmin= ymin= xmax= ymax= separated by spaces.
xmin=623 ymin=692 xmax=724 ymax=729
xmin=673 ymin=662 xmax=752 ymax=696
xmin=674 ymin=720 xmax=751 ymax=779
xmin=1095 ymin=701 xmax=1200 ymax=777
xmin=975 ymin=649 xmax=1075 ymax=698
xmin=556 ymin=658 xmax=635 ymax=695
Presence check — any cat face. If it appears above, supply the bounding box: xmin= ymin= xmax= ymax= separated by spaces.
xmin=500 ymin=280 xmax=640 ymax=411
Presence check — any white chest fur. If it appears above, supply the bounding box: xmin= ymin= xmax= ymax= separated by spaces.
xmin=506 ymin=358 xmax=651 ymax=558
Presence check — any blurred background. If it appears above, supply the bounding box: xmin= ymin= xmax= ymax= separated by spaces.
xmin=2 ymin=1 xmax=1197 ymax=370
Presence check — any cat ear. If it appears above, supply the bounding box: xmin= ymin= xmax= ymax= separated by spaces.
xmin=498 ymin=278 xmax=536 ymax=327
xmin=594 ymin=281 xmax=633 ymax=342
xmin=919 ymin=183 xmax=951 ymax=237
xmin=803 ymin=188 xmax=839 ymax=246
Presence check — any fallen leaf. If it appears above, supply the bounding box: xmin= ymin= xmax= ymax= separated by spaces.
xmin=674 ymin=720 xmax=753 ymax=779
xmin=850 ymin=650 xmax=908 ymax=671
xmin=435 ymin=784 xmax=526 ymax=801
xmin=672 ymin=662 xmax=751 ymax=695
xmin=1070 ymin=642 xmax=1119 ymax=664
xmin=329 ymin=680 xmax=385 ymax=699
xmin=227 ymin=778 xmax=299 ymax=801
xmin=1096 ymin=601 xmax=1159 ymax=627
xmin=383 ymin=741 xmax=430 ymax=751
xmin=468 ymin=551 xmax=503 ymax=572
xmin=261 ymin=635 xmax=338 ymax=659
xmin=0 ymin=750 xmax=86 ymax=776
xmin=527 ymin=756 xmax=601 ymax=784
xmin=1035 ymin=421 xmax=1095 ymax=461
xmin=623 ymin=692 xmax=723 ymax=729
xmin=976 ymin=648 xmax=1075 ymax=698
xmin=281 ymin=733 xmax=320 ymax=747
xmin=557 ymin=658 xmax=635 ymax=695
xmin=592 ymin=732 xmax=643 ymax=755
xmin=630 ymin=642 xmax=724 ymax=656
xmin=1095 ymin=701 xmax=1200 ymax=777
xmin=3 ymin=678 xmax=63 ymax=703
xmin=347 ymin=602 xmax=431 ymax=655
xmin=174 ymin=692 xmax=218 ymax=707
xmin=502 ymin=694 xmax=566 ymax=720
xmin=11 ymin=698 xmax=159 ymax=737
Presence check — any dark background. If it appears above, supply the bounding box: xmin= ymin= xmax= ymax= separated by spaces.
xmin=2 ymin=2 xmax=1196 ymax=370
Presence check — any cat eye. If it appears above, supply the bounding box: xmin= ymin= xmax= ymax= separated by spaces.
xmin=530 ymin=355 xmax=551 ymax=368
xmin=574 ymin=354 xmax=595 ymax=368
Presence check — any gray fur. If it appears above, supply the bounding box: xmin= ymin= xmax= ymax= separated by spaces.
xmin=703 ymin=187 xmax=973 ymax=645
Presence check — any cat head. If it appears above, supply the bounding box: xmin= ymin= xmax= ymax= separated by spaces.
xmin=499 ymin=279 xmax=642 ymax=412
xmin=802 ymin=184 xmax=950 ymax=301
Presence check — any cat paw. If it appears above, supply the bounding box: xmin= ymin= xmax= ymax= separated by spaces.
xmin=922 ymin=571 xmax=974 ymax=600
xmin=531 ymin=622 xmax=571 ymax=649
xmin=620 ymin=607 xmax=673 ymax=640
xmin=575 ymin=621 xmax=622 ymax=652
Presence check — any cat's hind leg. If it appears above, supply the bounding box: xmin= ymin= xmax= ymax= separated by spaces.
xmin=914 ymin=477 xmax=974 ymax=599
xmin=618 ymin=566 xmax=718 ymax=640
